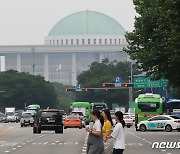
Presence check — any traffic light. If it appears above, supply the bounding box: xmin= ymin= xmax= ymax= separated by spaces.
xmin=122 ymin=83 xmax=134 ymax=87
xmin=102 ymin=83 xmax=115 ymax=88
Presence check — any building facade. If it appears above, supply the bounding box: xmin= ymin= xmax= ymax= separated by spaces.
xmin=0 ymin=10 xmax=128 ymax=86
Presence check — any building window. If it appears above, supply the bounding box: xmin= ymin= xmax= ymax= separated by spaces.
xmin=114 ymin=39 xmax=116 ymax=44
xmin=50 ymin=40 xmax=51 ymax=45
xmin=110 ymin=39 xmax=112 ymax=44
xmin=71 ymin=39 xmax=73 ymax=45
xmin=119 ymin=39 xmax=121 ymax=44
xmin=99 ymin=39 xmax=102 ymax=44
xmin=105 ymin=39 xmax=107 ymax=44
xmin=88 ymin=39 xmax=91 ymax=45
xmin=53 ymin=40 xmax=55 ymax=45
xmin=66 ymin=39 xmax=68 ymax=45
xmin=57 ymin=40 xmax=59 ymax=45
xmin=82 ymin=39 xmax=85 ymax=44
xmin=122 ymin=39 xmax=124 ymax=44
xmin=61 ymin=39 xmax=63 ymax=45
xmin=76 ymin=39 xmax=79 ymax=45
xmin=94 ymin=39 xmax=96 ymax=44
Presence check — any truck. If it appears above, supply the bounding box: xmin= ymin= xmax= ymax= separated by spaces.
xmin=5 ymin=107 xmax=18 ymax=122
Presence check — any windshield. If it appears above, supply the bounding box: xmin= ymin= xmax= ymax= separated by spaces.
xmin=22 ymin=113 xmax=32 ymax=118
xmin=138 ymin=102 xmax=160 ymax=112
xmin=41 ymin=111 xmax=61 ymax=118
xmin=167 ymin=102 xmax=180 ymax=109
xmin=71 ymin=112 xmax=83 ymax=116
xmin=6 ymin=112 xmax=14 ymax=116
xmin=170 ymin=116 xmax=180 ymax=119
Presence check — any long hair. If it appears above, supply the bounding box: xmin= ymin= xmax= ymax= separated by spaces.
xmin=103 ymin=109 xmax=113 ymax=126
xmin=115 ymin=111 xmax=125 ymax=128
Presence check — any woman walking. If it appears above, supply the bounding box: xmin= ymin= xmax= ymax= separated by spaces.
xmin=101 ymin=109 xmax=113 ymax=141
xmin=106 ymin=111 xmax=125 ymax=154
xmin=86 ymin=110 xmax=104 ymax=154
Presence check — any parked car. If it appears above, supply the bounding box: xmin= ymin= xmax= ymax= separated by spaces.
xmin=137 ymin=115 xmax=180 ymax=132
xmin=33 ymin=109 xmax=63 ymax=134
xmin=64 ymin=115 xmax=82 ymax=129
xmin=123 ymin=115 xmax=134 ymax=128
xmin=20 ymin=112 xmax=34 ymax=127
xmin=0 ymin=112 xmax=6 ymax=123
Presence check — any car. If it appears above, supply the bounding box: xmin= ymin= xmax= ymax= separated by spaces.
xmin=0 ymin=112 xmax=6 ymax=123
xmin=33 ymin=109 xmax=63 ymax=134
xmin=64 ymin=115 xmax=82 ymax=129
xmin=137 ymin=115 xmax=180 ymax=132
xmin=71 ymin=111 xmax=85 ymax=127
xmin=124 ymin=113 xmax=135 ymax=122
xmin=60 ymin=110 xmax=67 ymax=121
xmin=20 ymin=112 xmax=34 ymax=127
xmin=123 ymin=115 xmax=134 ymax=128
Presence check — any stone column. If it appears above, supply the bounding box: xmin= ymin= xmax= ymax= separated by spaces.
xmin=71 ymin=53 xmax=77 ymax=86
xmin=17 ymin=54 xmax=21 ymax=72
xmin=44 ymin=53 xmax=49 ymax=81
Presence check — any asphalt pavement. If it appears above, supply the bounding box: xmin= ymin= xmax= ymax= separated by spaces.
xmin=0 ymin=123 xmax=179 ymax=154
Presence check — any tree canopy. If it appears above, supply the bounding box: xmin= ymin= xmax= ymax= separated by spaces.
xmin=76 ymin=59 xmax=140 ymax=108
xmin=125 ymin=0 xmax=180 ymax=87
xmin=0 ymin=70 xmax=58 ymax=111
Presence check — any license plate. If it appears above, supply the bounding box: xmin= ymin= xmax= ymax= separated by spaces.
xmin=48 ymin=120 xmax=55 ymax=122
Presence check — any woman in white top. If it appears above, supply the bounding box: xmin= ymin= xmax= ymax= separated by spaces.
xmin=86 ymin=110 xmax=105 ymax=154
xmin=106 ymin=111 xmax=125 ymax=154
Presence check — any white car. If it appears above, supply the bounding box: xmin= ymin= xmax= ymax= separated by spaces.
xmin=137 ymin=115 xmax=180 ymax=132
xmin=123 ymin=115 xmax=134 ymax=128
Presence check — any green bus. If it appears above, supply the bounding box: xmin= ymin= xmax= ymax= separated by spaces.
xmin=135 ymin=93 xmax=163 ymax=130
xmin=27 ymin=104 xmax=41 ymax=113
xmin=71 ymin=102 xmax=91 ymax=124
xmin=90 ymin=102 xmax=108 ymax=112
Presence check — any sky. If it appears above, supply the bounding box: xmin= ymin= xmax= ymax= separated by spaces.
xmin=0 ymin=0 xmax=137 ymax=45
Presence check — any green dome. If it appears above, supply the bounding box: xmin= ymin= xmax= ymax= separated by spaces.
xmin=49 ymin=10 xmax=126 ymax=36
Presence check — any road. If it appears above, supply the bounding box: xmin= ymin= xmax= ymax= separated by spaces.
xmin=0 ymin=123 xmax=179 ymax=154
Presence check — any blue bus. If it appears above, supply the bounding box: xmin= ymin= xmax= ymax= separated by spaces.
xmin=167 ymin=99 xmax=180 ymax=117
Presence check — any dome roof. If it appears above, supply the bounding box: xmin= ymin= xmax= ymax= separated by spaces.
xmin=48 ymin=10 xmax=126 ymax=36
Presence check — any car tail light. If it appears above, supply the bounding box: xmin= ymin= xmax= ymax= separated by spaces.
xmin=76 ymin=119 xmax=80 ymax=122
xmin=174 ymin=120 xmax=180 ymax=123
xmin=65 ymin=119 xmax=70 ymax=122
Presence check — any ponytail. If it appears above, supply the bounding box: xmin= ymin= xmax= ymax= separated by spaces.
xmin=115 ymin=111 xmax=125 ymax=128
xmin=121 ymin=120 xmax=125 ymax=128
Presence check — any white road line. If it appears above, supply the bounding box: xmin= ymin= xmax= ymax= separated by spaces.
xmin=4 ymin=151 xmax=10 ymax=153
xmin=43 ymin=142 xmax=48 ymax=145
xmin=11 ymin=143 xmax=18 ymax=146
xmin=161 ymin=149 xmax=166 ymax=152
xmin=12 ymin=148 xmax=16 ymax=150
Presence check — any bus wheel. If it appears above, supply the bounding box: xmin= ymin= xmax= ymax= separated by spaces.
xmin=165 ymin=125 xmax=172 ymax=132
xmin=177 ymin=128 xmax=180 ymax=132
xmin=140 ymin=124 xmax=146 ymax=132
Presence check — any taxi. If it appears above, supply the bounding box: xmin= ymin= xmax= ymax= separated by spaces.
xmin=137 ymin=115 xmax=180 ymax=132
xmin=64 ymin=115 xmax=82 ymax=129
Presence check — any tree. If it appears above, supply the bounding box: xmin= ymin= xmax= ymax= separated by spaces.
xmin=76 ymin=59 xmax=140 ymax=108
xmin=0 ymin=70 xmax=58 ymax=111
xmin=125 ymin=0 xmax=180 ymax=87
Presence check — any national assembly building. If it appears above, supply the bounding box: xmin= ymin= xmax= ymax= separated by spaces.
xmin=0 ymin=10 xmax=128 ymax=86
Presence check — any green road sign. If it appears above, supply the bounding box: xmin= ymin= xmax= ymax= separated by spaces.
xmin=133 ymin=77 xmax=168 ymax=88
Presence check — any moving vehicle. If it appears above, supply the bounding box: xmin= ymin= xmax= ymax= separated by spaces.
xmin=0 ymin=112 xmax=6 ymax=123
xmin=5 ymin=107 xmax=18 ymax=122
xmin=167 ymin=99 xmax=180 ymax=117
xmin=123 ymin=115 xmax=134 ymax=128
xmin=33 ymin=109 xmax=63 ymax=134
xmin=27 ymin=104 xmax=40 ymax=112
xmin=71 ymin=111 xmax=85 ymax=127
xmin=135 ymin=93 xmax=163 ymax=130
xmin=90 ymin=102 xmax=108 ymax=112
xmin=64 ymin=115 xmax=82 ymax=129
xmin=137 ymin=115 xmax=180 ymax=132
xmin=60 ymin=110 xmax=67 ymax=121
xmin=71 ymin=102 xmax=91 ymax=124
xmin=20 ymin=112 xmax=34 ymax=127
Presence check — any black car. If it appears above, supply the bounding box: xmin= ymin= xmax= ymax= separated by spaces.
xmin=33 ymin=109 xmax=63 ymax=134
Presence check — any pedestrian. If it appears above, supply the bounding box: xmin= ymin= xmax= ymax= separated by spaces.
xmin=86 ymin=110 xmax=105 ymax=154
xmin=105 ymin=111 xmax=125 ymax=154
xmin=101 ymin=109 xmax=113 ymax=141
